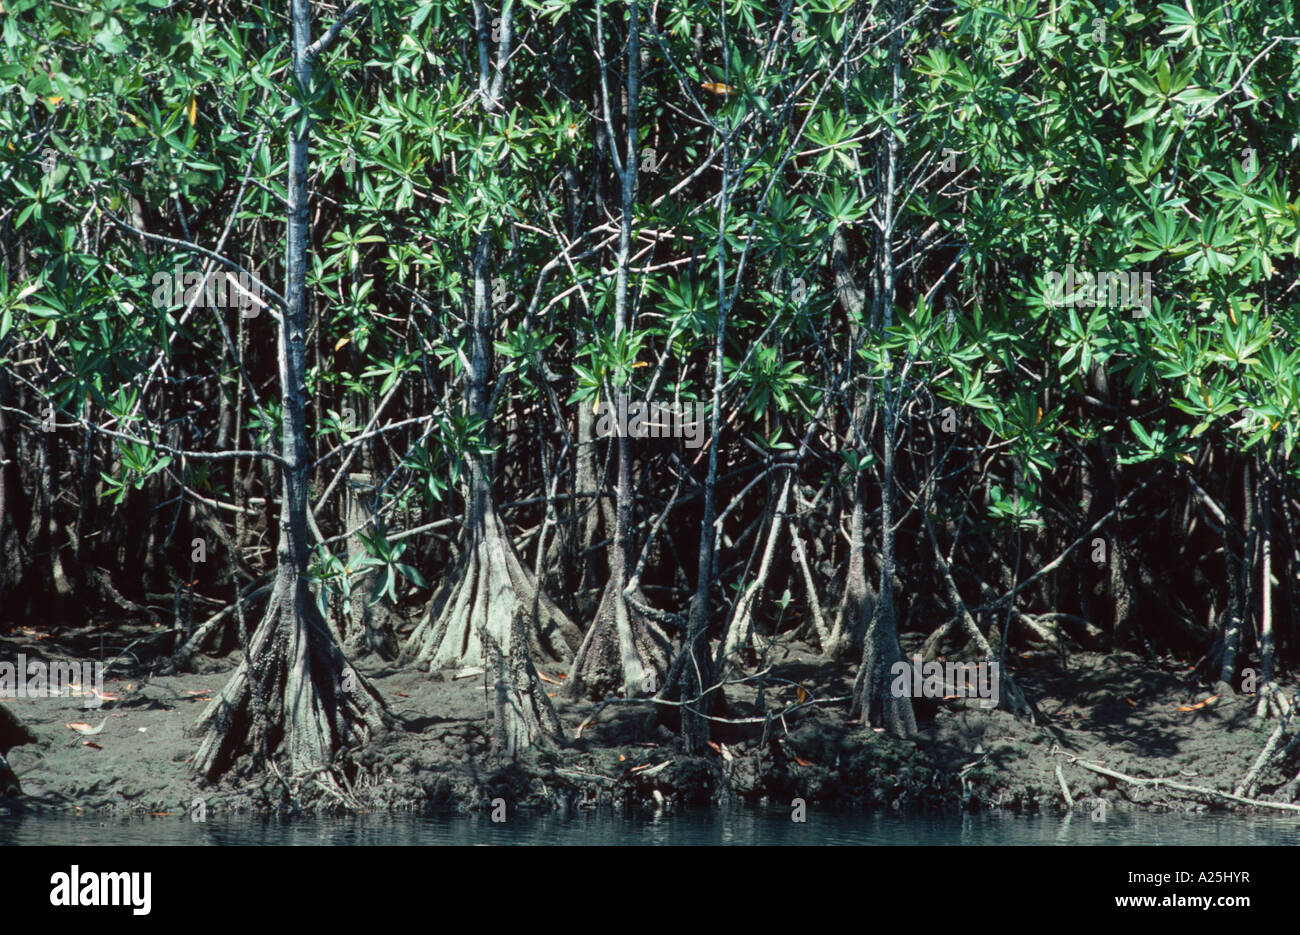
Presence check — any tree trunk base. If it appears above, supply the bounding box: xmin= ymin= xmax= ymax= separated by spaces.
xmin=0 ymin=751 xmax=19 ymax=797
xmin=402 ymin=507 xmax=579 ymax=670
xmin=0 ymin=704 xmax=36 ymax=797
xmin=343 ymin=595 xmax=401 ymax=662
xmin=192 ymin=571 xmax=390 ymax=782
xmin=851 ymin=609 xmax=917 ymax=739
xmin=565 ymin=579 xmax=671 ymax=700
xmin=401 ymin=506 xmax=570 ymax=753
xmin=824 ymin=563 xmax=873 ymax=661
xmin=485 ymin=603 xmax=563 ymax=756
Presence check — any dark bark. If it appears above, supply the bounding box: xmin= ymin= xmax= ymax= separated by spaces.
xmin=0 ymin=702 xmax=37 ymax=751
xmin=0 ymin=704 xmax=37 ymax=797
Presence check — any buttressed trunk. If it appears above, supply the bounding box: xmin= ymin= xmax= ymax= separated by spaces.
xmin=401 ymin=228 xmax=579 ymax=752
xmin=193 ymin=0 xmax=390 ymax=783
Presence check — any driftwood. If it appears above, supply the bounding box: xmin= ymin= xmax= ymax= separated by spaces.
xmin=1068 ymin=756 xmax=1300 ymax=814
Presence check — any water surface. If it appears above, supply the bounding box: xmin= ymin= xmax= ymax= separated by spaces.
xmin=4 ymin=808 xmax=1298 ymax=846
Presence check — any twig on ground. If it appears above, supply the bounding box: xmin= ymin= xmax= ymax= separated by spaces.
xmin=1068 ymin=756 xmax=1300 ymax=814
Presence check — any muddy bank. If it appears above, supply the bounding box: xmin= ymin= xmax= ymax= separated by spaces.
xmin=2 ymin=623 xmax=1297 ymax=819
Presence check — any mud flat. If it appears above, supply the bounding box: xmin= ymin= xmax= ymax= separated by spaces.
xmin=2 ymin=624 xmax=1296 ymax=819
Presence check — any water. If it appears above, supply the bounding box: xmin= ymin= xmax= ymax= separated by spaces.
xmin=3 ymin=808 xmax=1299 ymax=846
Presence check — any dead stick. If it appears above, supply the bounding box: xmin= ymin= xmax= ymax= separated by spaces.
xmin=1055 ymin=763 xmax=1075 ymax=808
xmin=1069 ymin=757 xmax=1300 ymax=814
xmin=1235 ymin=689 xmax=1295 ymax=797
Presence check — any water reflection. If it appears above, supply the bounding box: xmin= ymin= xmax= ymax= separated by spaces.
xmin=2 ymin=808 xmax=1298 ymax=846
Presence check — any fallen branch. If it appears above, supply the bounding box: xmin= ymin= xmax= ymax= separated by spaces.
xmin=1235 ymin=687 xmax=1296 ymax=798
xmin=1069 ymin=756 xmax=1300 ymax=814
xmin=169 ymin=583 xmax=271 ymax=670
xmin=553 ymin=768 xmax=616 ymax=786
xmin=1055 ymin=763 xmax=1075 ymax=808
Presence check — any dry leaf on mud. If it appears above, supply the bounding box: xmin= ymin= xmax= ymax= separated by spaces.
xmin=66 ymin=719 xmax=108 ymax=735
xmin=629 ymin=761 xmax=669 ymax=776
xmin=1176 ymin=695 xmax=1218 ymax=713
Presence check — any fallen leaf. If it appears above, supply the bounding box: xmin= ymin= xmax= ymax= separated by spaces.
xmin=706 ymin=740 xmax=722 ymax=754
xmin=794 ymin=755 xmax=814 ymax=767
xmin=537 ymin=671 xmax=562 ymax=685
xmin=1176 ymin=695 xmax=1218 ymax=713
xmin=395 ymin=691 xmax=410 ymax=697
xmin=628 ymin=760 xmax=670 ymax=776
xmin=184 ymin=689 xmax=212 ymax=697
xmin=1124 ymin=696 xmax=1137 ymax=706
xmin=618 ymin=754 xmax=626 ymax=762
xmin=66 ymin=719 xmax=108 ymax=735
xmin=796 ymin=685 xmax=807 ymax=703
xmin=82 ymin=741 xmax=102 ymax=750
